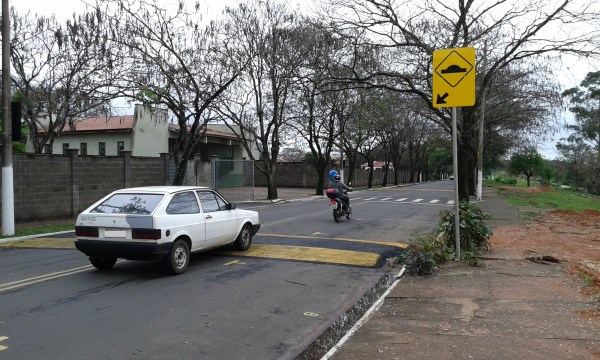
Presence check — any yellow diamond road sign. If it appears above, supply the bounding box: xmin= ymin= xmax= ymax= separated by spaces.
xmin=433 ymin=47 xmax=476 ymax=108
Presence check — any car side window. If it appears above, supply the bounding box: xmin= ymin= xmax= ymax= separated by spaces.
xmin=196 ymin=191 xmax=220 ymax=213
xmin=166 ymin=192 xmax=200 ymax=214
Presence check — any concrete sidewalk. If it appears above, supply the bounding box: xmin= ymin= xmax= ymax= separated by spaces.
xmin=325 ymin=187 xmax=600 ymax=360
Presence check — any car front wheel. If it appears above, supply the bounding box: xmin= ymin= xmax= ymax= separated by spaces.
xmin=234 ymin=224 xmax=252 ymax=251
xmin=89 ymin=256 xmax=117 ymax=270
xmin=165 ymin=239 xmax=190 ymax=275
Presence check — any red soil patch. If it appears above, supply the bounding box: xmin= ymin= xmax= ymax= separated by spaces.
xmin=491 ymin=210 xmax=600 ymax=309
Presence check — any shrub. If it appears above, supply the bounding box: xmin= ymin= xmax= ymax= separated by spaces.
xmin=397 ymin=234 xmax=451 ymax=275
xmin=437 ymin=201 xmax=493 ymax=255
xmin=396 ymin=201 xmax=493 ymax=273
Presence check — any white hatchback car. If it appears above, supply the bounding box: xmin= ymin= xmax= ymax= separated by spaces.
xmin=75 ymin=186 xmax=260 ymax=275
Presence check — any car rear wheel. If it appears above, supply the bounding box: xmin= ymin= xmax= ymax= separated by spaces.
xmin=234 ymin=224 xmax=252 ymax=251
xmin=165 ymin=239 xmax=190 ymax=275
xmin=89 ymin=256 xmax=117 ymax=270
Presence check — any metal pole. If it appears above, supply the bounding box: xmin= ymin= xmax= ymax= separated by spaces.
xmin=2 ymin=0 xmax=15 ymax=235
xmin=452 ymin=107 xmax=460 ymax=260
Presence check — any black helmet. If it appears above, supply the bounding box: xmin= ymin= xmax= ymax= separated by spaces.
xmin=333 ymin=174 xmax=341 ymax=182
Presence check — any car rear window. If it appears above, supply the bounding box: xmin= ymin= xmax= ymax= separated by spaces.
xmin=91 ymin=193 xmax=164 ymax=214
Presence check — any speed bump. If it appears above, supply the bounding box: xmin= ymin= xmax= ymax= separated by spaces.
xmin=217 ymin=244 xmax=380 ymax=267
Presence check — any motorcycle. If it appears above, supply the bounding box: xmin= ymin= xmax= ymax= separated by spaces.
xmin=325 ymin=183 xmax=352 ymax=222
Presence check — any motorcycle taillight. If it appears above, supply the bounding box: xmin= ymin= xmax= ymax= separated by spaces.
xmin=330 ymin=199 xmax=336 ymax=205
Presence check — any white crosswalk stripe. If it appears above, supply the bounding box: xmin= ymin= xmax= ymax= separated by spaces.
xmin=380 ymin=198 xmax=391 ymax=201
xmin=395 ymin=198 xmax=408 ymax=202
xmin=429 ymin=199 xmax=439 ymax=204
xmin=447 ymin=200 xmax=455 ymax=205
xmin=412 ymin=199 xmax=423 ymax=203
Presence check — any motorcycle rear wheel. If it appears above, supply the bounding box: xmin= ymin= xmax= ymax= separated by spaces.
xmin=333 ymin=208 xmax=342 ymax=222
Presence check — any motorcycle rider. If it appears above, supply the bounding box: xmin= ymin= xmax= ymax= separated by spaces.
xmin=328 ymin=172 xmax=352 ymax=212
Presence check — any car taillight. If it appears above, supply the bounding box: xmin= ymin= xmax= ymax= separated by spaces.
xmin=75 ymin=226 xmax=99 ymax=237
xmin=132 ymin=228 xmax=161 ymax=240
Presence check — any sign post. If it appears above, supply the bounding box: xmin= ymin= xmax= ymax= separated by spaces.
xmin=432 ymin=47 xmax=476 ymax=261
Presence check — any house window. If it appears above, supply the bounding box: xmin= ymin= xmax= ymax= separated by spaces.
xmin=99 ymin=142 xmax=106 ymax=156
xmin=62 ymin=143 xmax=70 ymax=154
xmin=81 ymin=143 xmax=87 ymax=155
xmin=117 ymin=141 xmax=124 ymax=152
xmin=44 ymin=144 xmax=51 ymax=154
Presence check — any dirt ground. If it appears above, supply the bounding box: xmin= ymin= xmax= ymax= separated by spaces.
xmin=491 ymin=187 xmax=600 ymax=307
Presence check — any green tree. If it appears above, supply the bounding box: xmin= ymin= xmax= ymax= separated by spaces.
xmin=508 ymin=147 xmax=544 ymax=187
xmin=562 ymin=71 xmax=600 ymax=162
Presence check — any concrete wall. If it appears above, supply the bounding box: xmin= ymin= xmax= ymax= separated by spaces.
xmin=253 ymin=161 xmax=409 ymax=188
xmin=1 ymin=151 xmax=169 ymax=222
xmin=131 ymin=106 xmax=169 ymax=157
xmin=0 ymin=154 xmax=413 ymax=224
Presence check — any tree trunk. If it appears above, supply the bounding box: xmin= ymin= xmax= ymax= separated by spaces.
xmin=458 ymin=142 xmax=470 ymax=201
xmin=173 ymin=160 xmax=187 ymax=186
xmin=267 ymin=172 xmax=278 ymax=199
xmin=315 ymin=165 xmax=325 ymax=195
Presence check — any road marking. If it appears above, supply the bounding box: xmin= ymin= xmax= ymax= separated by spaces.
xmin=395 ymin=198 xmax=408 ymax=202
xmin=364 ymin=197 xmax=377 ymax=201
xmin=447 ymin=200 xmax=455 ymax=205
xmin=224 ymin=260 xmax=245 ymax=266
xmin=217 ymin=244 xmax=381 ymax=267
xmin=0 ymin=336 xmax=8 ymax=351
xmin=304 ymin=312 xmax=319 ymax=317
xmin=380 ymin=198 xmax=391 ymax=201
xmin=259 ymin=233 xmax=408 ymax=249
xmin=0 ymin=265 xmax=93 ymax=293
xmin=412 ymin=199 xmax=424 ymax=202
xmin=429 ymin=199 xmax=440 ymax=204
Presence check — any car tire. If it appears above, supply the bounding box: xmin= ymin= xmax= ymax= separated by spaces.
xmin=234 ymin=224 xmax=252 ymax=251
xmin=165 ymin=239 xmax=190 ymax=275
xmin=89 ymin=256 xmax=117 ymax=270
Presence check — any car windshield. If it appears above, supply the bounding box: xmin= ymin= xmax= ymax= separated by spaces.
xmin=91 ymin=193 xmax=164 ymax=214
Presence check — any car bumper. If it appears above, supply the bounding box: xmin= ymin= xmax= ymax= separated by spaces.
xmin=75 ymin=239 xmax=172 ymax=261
xmin=251 ymin=224 xmax=260 ymax=236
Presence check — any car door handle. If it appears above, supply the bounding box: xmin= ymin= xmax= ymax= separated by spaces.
xmin=205 ymin=215 xmax=212 ymax=219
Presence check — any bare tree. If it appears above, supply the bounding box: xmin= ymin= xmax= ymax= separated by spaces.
xmin=215 ymin=0 xmax=309 ymax=199
xmin=289 ymin=24 xmax=357 ymax=195
xmin=322 ymin=0 xmax=600 ymax=200
xmin=11 ymin=9 xmax=122 ymax=153
xmin=100 ymin=0 xmax=242 ymax=185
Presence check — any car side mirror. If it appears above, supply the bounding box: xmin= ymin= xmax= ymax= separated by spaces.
xmin=226 ymin=203 xmax=236 ymax=210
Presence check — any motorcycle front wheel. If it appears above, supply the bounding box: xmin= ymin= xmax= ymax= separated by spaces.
xmin=346 ymin=205 xmax=352 ymax=220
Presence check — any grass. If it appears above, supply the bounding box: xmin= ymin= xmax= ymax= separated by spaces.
xmin=1 ymin=222 xmax=74 ymax=239
xmin=485 ymin=179 xmax=600 ymax=212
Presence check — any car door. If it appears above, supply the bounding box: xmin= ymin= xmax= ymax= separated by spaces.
xmin=165 ymin=191 xmax=206 ymax=251
xmin=196 ymin=190 xmax=239 ymax=247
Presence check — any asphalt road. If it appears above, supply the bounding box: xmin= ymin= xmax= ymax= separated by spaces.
xmin=0 ymin=181 xmax=455 ymax=360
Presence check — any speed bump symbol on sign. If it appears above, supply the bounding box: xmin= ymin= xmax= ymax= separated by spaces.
xmin=433 ymin=47 xmax=476 ymax=108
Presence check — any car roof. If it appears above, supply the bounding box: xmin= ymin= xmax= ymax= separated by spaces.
xmin=112 ymin=186 xmax=212 ymax=194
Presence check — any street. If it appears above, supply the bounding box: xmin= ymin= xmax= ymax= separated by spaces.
xmin=0 ymin=182 xmax=454 ymax=359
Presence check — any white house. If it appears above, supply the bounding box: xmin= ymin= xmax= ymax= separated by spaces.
xmin=28 ymin=104 xmax=259 ymax=161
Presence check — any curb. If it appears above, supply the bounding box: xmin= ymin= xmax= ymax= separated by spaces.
xmin=293 ymin=267 xmax=406 ymax=360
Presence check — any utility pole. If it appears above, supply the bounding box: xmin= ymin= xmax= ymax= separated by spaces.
xmin=2 ymin=0 xmax=15 ymax=235
xmin=477 ymin=42 xmax=487 ymax=201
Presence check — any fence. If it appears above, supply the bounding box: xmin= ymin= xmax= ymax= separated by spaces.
xmin=211 ymin=159 xmax=255 ymax=202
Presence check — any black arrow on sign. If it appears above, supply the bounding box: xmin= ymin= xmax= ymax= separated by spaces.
xmin=436 ymin=93 xmax=449 ymax=104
